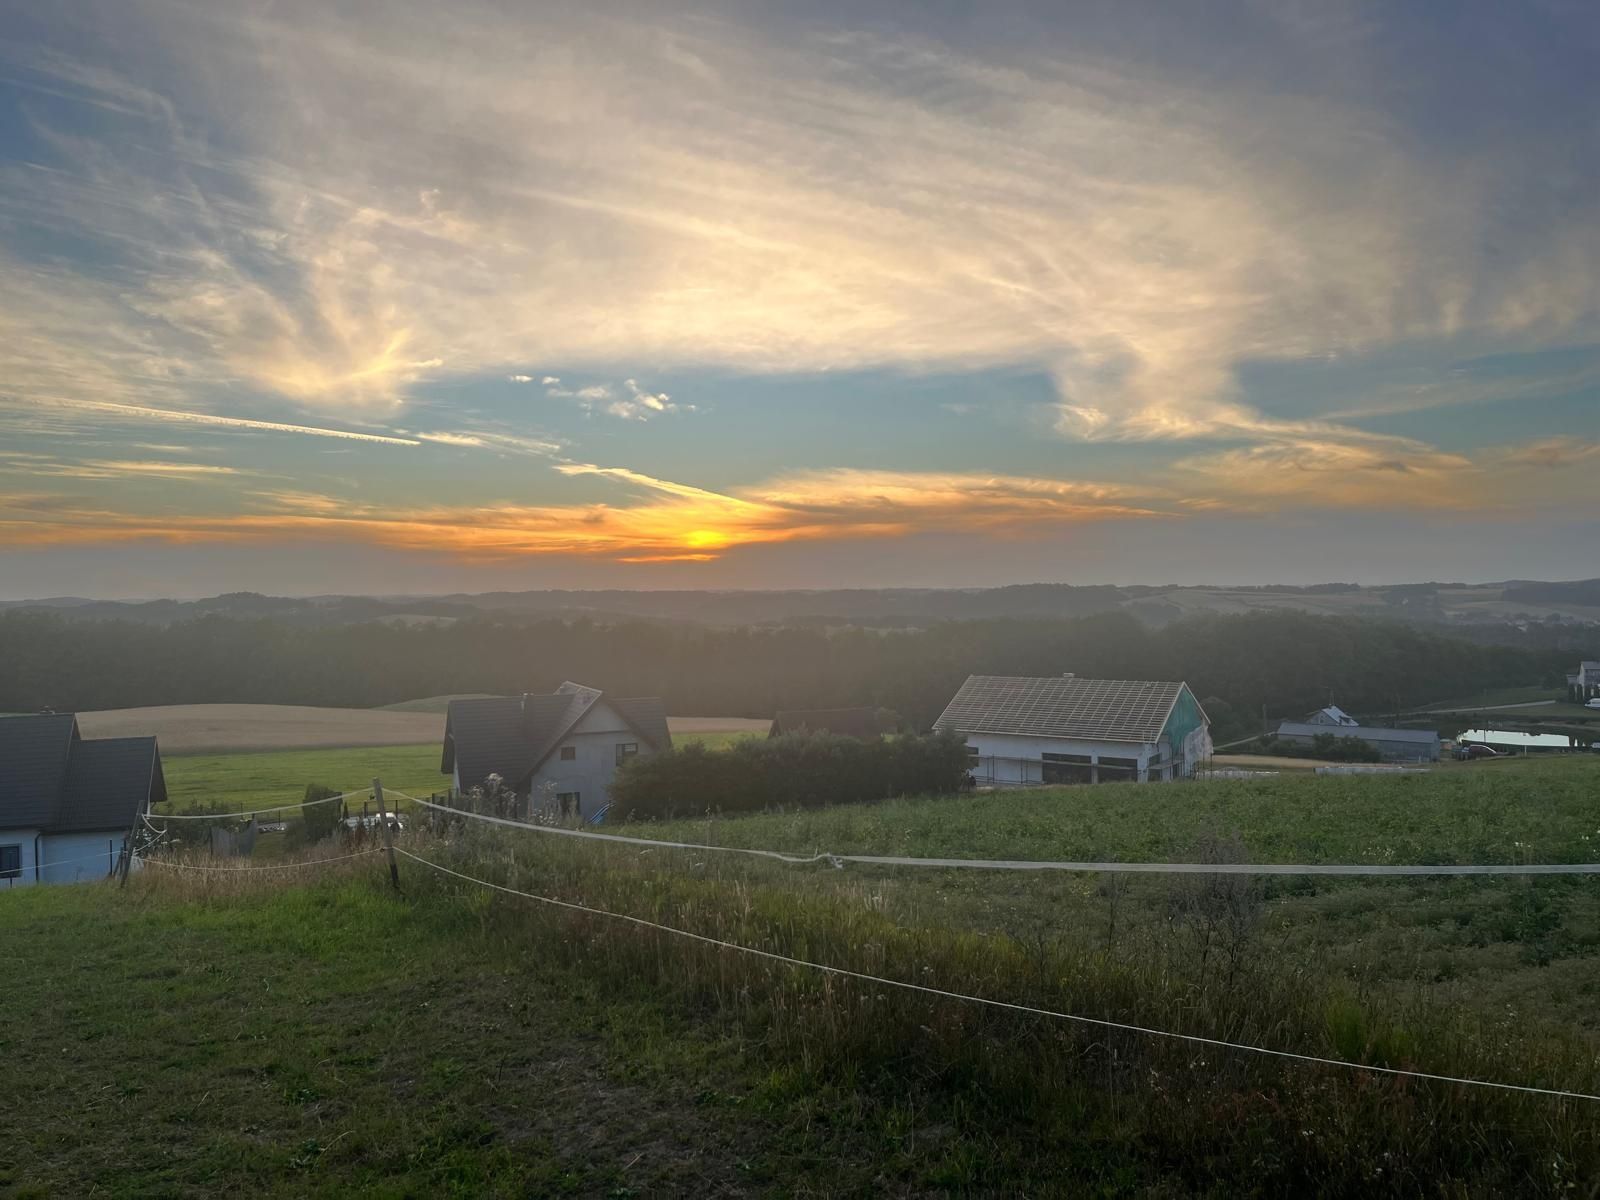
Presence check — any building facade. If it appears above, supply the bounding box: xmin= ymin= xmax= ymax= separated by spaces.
xmin=933 ymin=674 xmax=1212 ymax=786
xmin=1274 ymin=720 xmax=1440 ymax=762
xmin=442 ymin=682 xmax=671 ymax=820
xmin=1 ymin=713 xmax=166 ymax=887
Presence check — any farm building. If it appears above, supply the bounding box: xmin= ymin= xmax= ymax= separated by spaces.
xmin=1303 ymin=705 xmax=1359 ymax=727
xmin=768 ymin=707 xmax=900 ymax=739
xmin=1274 ymin=719 xmax=1440 ymax=763
xmin=441 ymin=682 xmax=670 ymax=820
xmin=0 ymin=713 xmax=166 ymax=887
xmin=1568 ymin=661 xmax=1600 ymax=702
xmin=933 ymin=674 xmax=1212 ymax=785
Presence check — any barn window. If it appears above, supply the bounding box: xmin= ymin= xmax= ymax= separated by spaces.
xmin=559 ymin=745 xmax=577 ymax=761
xmin=1041 ymin=752 xmax=1093 ymax=785
xmin=0 ymin=845 xmax=20 ymax=879
xmin=556 ymin=792 xmax=580 ymax=816
xmin=615 ymin=743 xmax=638 ymax=766
xmin=1099 ymin=756 xmax=1139 ymax=783
xmin=965 ymin=745 xmax=979 ymax=765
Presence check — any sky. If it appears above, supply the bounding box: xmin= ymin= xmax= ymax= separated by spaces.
xmin=0 ymin=0 xmax=1596 ymax=599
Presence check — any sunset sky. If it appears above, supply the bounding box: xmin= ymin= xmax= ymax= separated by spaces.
xmin=1 ymin=1 xmax=1596 ymax=598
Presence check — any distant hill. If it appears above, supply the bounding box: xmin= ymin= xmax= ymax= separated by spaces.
xmin=2 ymin=579 xmax=1598 ymax=631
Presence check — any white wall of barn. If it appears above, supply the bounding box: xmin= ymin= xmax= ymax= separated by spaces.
xmin=960 ymin=732 xmax=1163 ymax=785
xmin=40 ymin=832 xmax=122 ymax=884
xmin=0 ymin=828 xmax=123 ymax=886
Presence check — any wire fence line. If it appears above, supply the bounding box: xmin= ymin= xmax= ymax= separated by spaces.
xmin=389 ymin=790 xmax=1600 ymax=877
xmin=145 ymin=787 xmax=375 ymax=821
xmin=140 ymin=848 xmax=383 ymax=873
xmin=394 ymin=846 xmax=1600 ymax=1105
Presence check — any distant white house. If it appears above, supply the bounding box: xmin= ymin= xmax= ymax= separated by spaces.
xmin=1304 ymin=705 xmax=1359 ymax=728
xmin=1275 ymin=718 xmax=1440 ymax=762
xmin=933 ymin=674 xmax=1212 ymax=785
xmin=441 ymin=682 xmax=671 ymax=820
xmin=1 ymin=713 xmax=166 ymax=887
xmin=1568 ymin=661 xmax=1600 ymax=702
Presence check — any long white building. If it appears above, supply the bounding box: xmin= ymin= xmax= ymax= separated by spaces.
xmin=933 ymin=674 xmax=1212 ymax=786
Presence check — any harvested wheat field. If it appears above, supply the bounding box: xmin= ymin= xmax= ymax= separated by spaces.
xmin=76 ymin=704 xmax=446 ymax=753
xmin=74 ymin=704 xmax=773 ymax=754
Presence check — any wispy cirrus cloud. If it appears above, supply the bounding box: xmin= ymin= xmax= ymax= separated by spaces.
xmin=3 ymin=1 xmax=1593 ymax=450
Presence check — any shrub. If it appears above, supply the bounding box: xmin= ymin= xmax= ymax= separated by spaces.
xmin=292 ymin=783 xmax=345 ymax=846
xmin=610 ymin=731 xmax=970 ymax=820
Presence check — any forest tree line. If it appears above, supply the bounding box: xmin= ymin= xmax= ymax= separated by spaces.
xmin=0 ymin=608 xmax=1586 ymax=736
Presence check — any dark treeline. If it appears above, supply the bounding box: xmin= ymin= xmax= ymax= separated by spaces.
xmin=0 ymin=608 xmax=1585 ymax=733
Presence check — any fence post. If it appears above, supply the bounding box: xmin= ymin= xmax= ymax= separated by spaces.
xmin=373 ymin=778 xmax=401 ymax=890
xmin=117 ymin=809 xmax=141 ymax=887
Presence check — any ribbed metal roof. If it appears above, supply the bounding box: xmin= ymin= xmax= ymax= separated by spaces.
xmin=934 ymin=675 xmax=1184 ymax=743
xmin=1277 ymin=721 xmax=1439 ymax=744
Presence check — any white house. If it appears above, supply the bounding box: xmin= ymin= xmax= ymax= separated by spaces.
xmin=441 ymin=682 xmax=671 ymax=820
xmin=933 ymin=674 xmax=1212 ymax=785
xmin=1304 ymin=705 xmax=1359 ymax=727
xmin=1 ymin=713 xmax=166 ymax=887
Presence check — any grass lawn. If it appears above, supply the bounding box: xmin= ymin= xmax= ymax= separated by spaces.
xmin=162 ymin=744 xmax=446 ymax=814
xmin=9 ymin=757 xmax=1600 ymax=1195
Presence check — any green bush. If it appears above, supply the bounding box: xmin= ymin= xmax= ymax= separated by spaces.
xmin=610 ymin=731 xmax=971 ymax=820
xmin=292 ymin=782 xmax=345 ymax=845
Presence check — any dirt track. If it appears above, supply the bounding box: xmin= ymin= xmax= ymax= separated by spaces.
xmin=75 ymin=704 xmax=770 ymax=754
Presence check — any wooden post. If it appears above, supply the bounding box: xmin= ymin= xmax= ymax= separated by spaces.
xmin=116 ymin=811 xmax=140 ymax=887
xmin=373 ymin=778 xmax=400 ymax=890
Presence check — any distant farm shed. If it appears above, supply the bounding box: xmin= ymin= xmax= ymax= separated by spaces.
xmin=442 ymin=681 xmax=670 ymax=820
xmin=1275 ymin=720 xmax=1440 ymax=763
xmin=0 ymin=713 xmax=166 ymax=886
xmin=934 ymin=674 xmax=1212 ymax=785
xmin=768 ymin=707 xmax=900 ymax=740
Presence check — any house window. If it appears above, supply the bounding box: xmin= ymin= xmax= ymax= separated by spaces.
xmin=559 ymin=745 xmax=577 ymax=761
xmin=965 ymin=745 xmax=979 ymax=765
xmin=0 ymin=845 xmax=20 ymax=880
xmin=615 ymin=742 xmax=639 ymax=766
xmin=556 ymin=791 xmax=581 ymax=816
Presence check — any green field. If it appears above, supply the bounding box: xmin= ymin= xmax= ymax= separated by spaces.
xmin=162 ymin=744 xmax=447 ymax=813
xmin=7 ymin=758 xmax=1600 ymax=1194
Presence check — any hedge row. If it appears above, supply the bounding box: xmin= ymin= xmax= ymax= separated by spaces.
xmin=610 ymin=731 xmax=971 ymax=820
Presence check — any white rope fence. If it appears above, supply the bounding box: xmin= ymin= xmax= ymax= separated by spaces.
xmin=146 ymin=787 xmax=372 ymax=821
xmin=396 ymin=847 xmax=1600 ymax=1105
xmin=140 ymin=848 xmax=383 ymax=873
xmin=389 ymin=790 xmax=1600 ymax=877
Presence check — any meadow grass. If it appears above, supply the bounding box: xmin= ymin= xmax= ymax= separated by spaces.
xmin=8 ymin=756 xmax=1600 ymax=1195
xmin=161 ymin=743 xmax=446 ymax=813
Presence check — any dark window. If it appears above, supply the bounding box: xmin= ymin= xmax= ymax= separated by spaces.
xmin=1099 ymin=756 xmax=1139 ymax=784
xmin=556 ymin=791 xmax=581 ymax=816
xmin=0 ymin=844 xmax=20 ymax=880
xmin=965 ymin=745 xmax=979 ymax=764
xmin=559 ymin=745 xmax=577 ymax=761
xmin=615 ymin=742 xmax=639 ymax=766
xmin=1041 ymin=751 xmax=1093 ymax=785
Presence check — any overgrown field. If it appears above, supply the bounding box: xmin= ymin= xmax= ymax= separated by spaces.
xmin=6 ymin=759 xmax=1600 ymax=1195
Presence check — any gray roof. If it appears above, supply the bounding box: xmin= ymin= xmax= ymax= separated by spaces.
xmin=933 ymin=675 xmax=1188 ymax=744
xmin=442 ymin=683 xmax=671 ymax=790
xmin=1276 ymin=721 xmax=1440 ymax=744
xmin=0 ymin=713 xmax=77 ymax=827
xmin=58 ymin=737 xmax=166 ymax=833
xmin=0 ymin=713 xmax=164 ymax=833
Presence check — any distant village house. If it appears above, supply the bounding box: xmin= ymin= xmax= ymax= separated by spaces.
xmin=1568 ymin=661 xmax=1600 ymax=703
xmin=933 ymin=674 xmax=1212 ymax=785
xmin=0 ymin=713 xmax=166 ymax=886
xmin=441 ymin=682 xmax=670 ymax=820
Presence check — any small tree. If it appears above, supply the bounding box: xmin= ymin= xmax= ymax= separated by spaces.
xmin=295 ymin=783 xmax=344 ymax=846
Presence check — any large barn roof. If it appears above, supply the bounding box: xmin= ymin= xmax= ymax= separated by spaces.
xmin=0 ymin=713 xmax=164 ymax=833
xmin=933 ymin=675 xmax=1188 ymax=744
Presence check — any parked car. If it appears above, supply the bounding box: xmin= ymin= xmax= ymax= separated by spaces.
xmin=1586 ymin=698 xmax=1600 ymax=710
xmin=1455 ymin=743 xmax=1502 ymax=760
